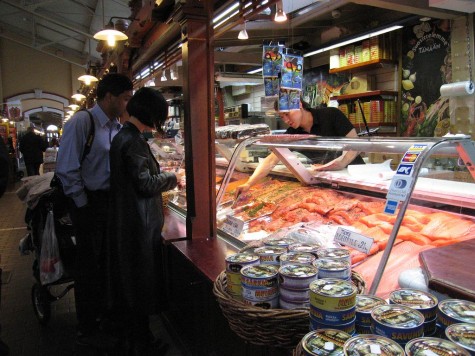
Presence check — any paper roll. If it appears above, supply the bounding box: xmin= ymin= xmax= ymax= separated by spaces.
xmin=440 ymin=81 xmax=475 ymax=97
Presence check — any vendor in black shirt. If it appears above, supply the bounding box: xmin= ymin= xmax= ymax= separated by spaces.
xmin=236 ymin=99 xmax=364 ymax=196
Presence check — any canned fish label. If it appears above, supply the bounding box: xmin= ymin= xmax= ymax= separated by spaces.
xmin=226 ymin=282 xmax=242 ymax=296
xmin=254 ymin=246 xmax=287 ymax=265
xmin=405 ymin=337 xmax=471 ymax=356
xmin=289 ymin=243 xmax=321 ymax=254
xmin=445 ymin=323 xmax=475 ymax=354
xmin=279 ymin=286 xmax=310 ymax=302
xmin=438 ymin=299 xmax=475 ymax=329
xmin=225 ymin=253 xmax=259 ymax=272
xmin=280 ymin=252 xmax=316 ymax=266
xmin=279 ymin=264 xmax=318 ymax=289
xmin=302 ymin=329 xmax=351 ymax=356
xmin=279 ymin=297 xmax=309 ymax=310
xmin=310 ymin=316 xmax=356 ymax=335
xmin=263 ymin=237 xmax=295 ymax=248
xmin=343 ymin=335 xmax=405 ymax=356
xmin=371 ymin=304 xmax=424 ymax=343
xmin=242 ymin=285 xmax=279 ymax=301
xmin=310 ymin=305 xmax=356 ymax=325
xmin=309 ymin=279 xmax=357 ymax=312
xmin=240 ymin=264 xmax=279 ymax=288
xmin=424 ymin=316 xmax=438 ymax=336
xmin=225 ymin=270 xmax=242 ymax=285
xmin=242 ymin=296 xmax=279 ymax=309
xmin=316 ymin=248 xmax=351 ymax=263
xmin=389 ymin=288 xmax=438 ymax=320
xmin=315 ymin=259 xmax=351 ymax=280
xmin=356 ymin=295 xmax=387 ymax=326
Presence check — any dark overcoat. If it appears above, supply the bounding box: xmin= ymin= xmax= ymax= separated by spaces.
xmin=106 ymin=121 xmax=177 ymax=315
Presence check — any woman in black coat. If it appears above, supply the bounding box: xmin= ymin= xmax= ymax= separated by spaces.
xmin=106 ymin=87 xmax=183 ymax=355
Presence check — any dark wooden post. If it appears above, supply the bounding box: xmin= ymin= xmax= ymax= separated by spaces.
xmin=173 ymin=0 xmax=216 ymax=239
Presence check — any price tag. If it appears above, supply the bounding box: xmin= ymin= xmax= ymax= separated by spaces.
xmin=221 ymin=215 xmax=245 ymax=238
xmin=334 ymin=227 xmax=374 ymax=254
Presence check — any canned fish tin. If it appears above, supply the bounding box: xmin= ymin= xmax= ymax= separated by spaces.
xmin=242 ymin=296 xmax=279 ymax=309
xmin=315 ymin=259 xmax=351 ymax=280
xmin=226 ymin=281 xmax=242 ymax=296
xmin=279 ymin=264 xmax=318 ymax=289
xmin=240 ymin=264 xmax=279 ymax=289
xmin=356 ymin=295 xmax=387 ymax=327
xmin=279 ymin=297 xmax=309 ymax=310
xmin=405 ymin=337 xmax=471 ymax=356
xmin=301 ymin=329 xmax=352 ymax=356
xmin=310 ymin=279 xmax=357 ymax=312
xmin=225 ymin=270 xmax=242 ymax=285
xmin=225 ymin=253 xmax=260 ymax=272
xmin=354 ymin=324 xmax=372 ymax=335
xmin=446 ymin=323 xmax=475 ymax=355
xmin=424 ymin=316 xmax=438 ymax=337
xmin=389 ymin=288 xmax=438 ymax=320
xmin=263 ymin=236 xmax=296 ymax=248
xmin=316 ymin=248 xmax=351 ymax=264
xmin=438 ymin=299 xmax=475 ymax=330
xmin=310 ymin=304 xmax=356 ymax=325
xmin=310 ymin=316 xmax=356 ymax=335
xmin=289 ymin=243 xmax=321 ymax=255
xmin=280 ymin=252 xmax=316 ymax=266
xmin=280 ymin=286 xmax=310 ymax=302
xmin=371 ymin=304 xmax=425 ymax=344
xmin=242 ymin=285 xmax=279 ymax=301
xmin=343 ymin=334 xmax=405 ymax=356
xmin=254 ymin=246 xmax=287 ymax=265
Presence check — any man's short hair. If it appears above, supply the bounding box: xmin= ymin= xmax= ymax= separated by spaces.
xmin=96 ymin=73 xmax=133 ymax=100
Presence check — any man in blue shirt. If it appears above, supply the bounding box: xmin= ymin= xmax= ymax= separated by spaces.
xmin=56 ymin=73 xmax=133 ymax=349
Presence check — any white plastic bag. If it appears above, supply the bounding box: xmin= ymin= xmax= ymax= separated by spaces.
xmin=39 ymin=211 xmax=64 ymax=285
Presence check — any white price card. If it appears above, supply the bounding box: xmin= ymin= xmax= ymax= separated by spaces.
xmin=334 ymin=227 xmax=374 ymax=255
xmin=221 ymin=215 xmax=245 ymax=238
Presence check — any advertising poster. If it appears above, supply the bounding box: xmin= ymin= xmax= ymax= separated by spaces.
xmin=262 ymin=45 xmax=283 ymax=78
xmin=7 ymin=100 xmax=22 ymax=122
xmin=302 ymin=65 xmax=349 ymax=107
xmin=281 ymin=53 xmax=303 ymax=90
xmin=400 ymin=19 xmax=451 ymax=137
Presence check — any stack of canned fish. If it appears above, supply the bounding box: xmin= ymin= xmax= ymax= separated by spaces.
xmin=279 ymin=264 xmax=318 ymax=309
xmin=355 ymin=295 xmax=387 ymax=334
xmin=241 ymin=264 xmax=280 ymax=308
xmin=224 ymin=253 xmax=260 ymax=300
xmin=309 ymin=278 xmax=358 ymax=335
xmin=314 ymin=248 xmax=352 ymax=280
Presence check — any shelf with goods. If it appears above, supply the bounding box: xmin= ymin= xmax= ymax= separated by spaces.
xmin=333 ymin=90 xmax=399 ymax=135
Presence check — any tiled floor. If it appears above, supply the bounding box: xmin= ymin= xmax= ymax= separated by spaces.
xmin=0 ymin=180 xmax=184 ymax=356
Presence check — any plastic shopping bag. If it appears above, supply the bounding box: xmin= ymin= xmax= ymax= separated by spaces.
xmin=39 ymin=211 xmax=64 ymax=285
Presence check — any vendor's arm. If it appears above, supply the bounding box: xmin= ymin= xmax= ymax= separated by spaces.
xmin=313 ymin=128 xmax=360 ymax=171
xmin=235 ymin=152 xmax=280 ymax=196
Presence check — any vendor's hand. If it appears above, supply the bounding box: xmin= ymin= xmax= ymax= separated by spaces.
xmin=313 ymin=158 xmax=347 ymax=171
xmin=234 ymin=183 xmax=251 ymax=198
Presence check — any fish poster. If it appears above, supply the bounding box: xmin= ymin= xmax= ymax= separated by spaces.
xmin=400 ymin=19 xmax=451 ymax=137
xmin=302 ymin=65 xmax=349 ymax=107
xmin=262 ymin=45 xmax=284 ymax=78
xmin=278 ymin=88 xmax=301 ymax=112
xmin=281 ymin=53 xmax=303 ymax=90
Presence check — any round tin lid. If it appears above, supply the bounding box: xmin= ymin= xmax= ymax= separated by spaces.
xmin=309 ymin=278 xmax=357 ymax=298
xmin=254 ymin=246 xmax=287 ymax=255
xmin=225 ymin=253 xmax=259 ymax=264
xmin=371 ymin=304 xmax=424 ymax=328
xmin=279 ymin=264 xmax=318 ymax=279
xmin=280 ymin=252 xmax=316 ymax=264
xmin=289 ymin=243 xmax=321 ymax=253
xmin=315 ymin=258 xmax=350 ymax=271
xmin=263 ymin=237 xmax=296 ymax=247
xmin=316 ymin=248 xmax=350 ymax=259
xmin=445 ymin=323 xmax=475 ymax=352
xmin=240 ymin=264 xmax=279 ymax=279
xmin=438 ymin=299 xmax=475 ymax=324
xmin=389 ymin=288 xmax=438 ymax=310
xmin=343 ymin=334 xmax=405 ymax=356
xmin=405 ymin=337 xmax=471 ymax=356
xmin=356 ymin=294 xmax=387 ymax=312
xmin=302 ymin=329 xmax=351 ymax=356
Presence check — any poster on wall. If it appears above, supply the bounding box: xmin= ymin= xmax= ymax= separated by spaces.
xmin=302 ymin=65 xmax=349 ymax=107
xmin=400 ymin=19 xmax=451 ymax=137
xmin=6 ymin=100 xmax=22 ymax=122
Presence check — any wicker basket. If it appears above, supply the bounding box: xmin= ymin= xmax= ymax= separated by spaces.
xmin=213 ymin=270 xmax=365 ymax=349
xmin=293 ymin=341 xmax=304 ymax=356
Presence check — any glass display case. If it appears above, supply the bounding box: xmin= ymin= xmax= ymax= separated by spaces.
xmin=210 ymin=134 xmax=475 ymax=297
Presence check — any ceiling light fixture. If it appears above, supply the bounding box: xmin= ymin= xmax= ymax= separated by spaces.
xmin=93 ymin=0 xmax=129 ymax=47
xmin=78 ymin=74 xmax=99 ymax=85
xmin=274 ymin=1 xmax=287 ymax=23
xmin=71 ymin=91 xmax=86 ymax=101
xmin=68 ymin=104 xmax=80 ymax=110
xmin=161 ymin=71 xmax=167 ymax=82
xmin=238 ymin=21 xmax=248 ymax=40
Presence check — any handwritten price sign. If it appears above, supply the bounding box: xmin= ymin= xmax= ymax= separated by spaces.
xmin=334 ymin=227 xmax=374 ymax=254
xmin=221 ymin=215 xmax=245 ymax=238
